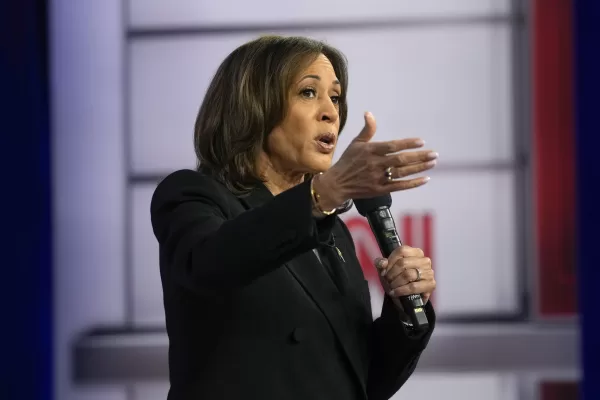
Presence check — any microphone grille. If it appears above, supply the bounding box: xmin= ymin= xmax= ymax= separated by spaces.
xmin=353 ymin=194 xmax=392 ymax=216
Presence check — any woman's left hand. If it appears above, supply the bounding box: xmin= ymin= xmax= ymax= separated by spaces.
xmin=374 ymin=245 xmax=436 ymax=305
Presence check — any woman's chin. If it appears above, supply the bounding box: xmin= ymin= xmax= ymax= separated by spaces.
xmin=304 ymin=158 xmax=333 ymax=174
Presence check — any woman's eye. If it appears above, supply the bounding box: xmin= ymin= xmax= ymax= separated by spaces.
xmin=300 ymin=88 xmax=340 ymax=105
xmin=301 ymin=88 xmax=316 ymax=98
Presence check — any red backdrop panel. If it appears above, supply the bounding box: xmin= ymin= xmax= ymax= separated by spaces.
xmin=533 ymin=0 xmax=577 ymax=316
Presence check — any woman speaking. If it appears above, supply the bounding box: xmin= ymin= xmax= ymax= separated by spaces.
xmin=151 ymin=35 xmax=438 ymax=400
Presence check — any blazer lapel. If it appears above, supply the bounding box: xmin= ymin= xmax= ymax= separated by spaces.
xmin=237 ymin=184 xmax=368 ymax=393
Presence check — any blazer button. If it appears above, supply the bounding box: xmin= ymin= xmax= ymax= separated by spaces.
xmin=291 ymin=327 xmax=305 ymax=343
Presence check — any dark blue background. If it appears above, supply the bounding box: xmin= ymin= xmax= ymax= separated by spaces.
xmin=574 ymin=0 xmax=600 ymax=399
xmin=1 ymin=0 xmax=52 ymax=399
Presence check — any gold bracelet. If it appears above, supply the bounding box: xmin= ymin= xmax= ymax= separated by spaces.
xmin=310 ymin=173 xmax=337 ymax=216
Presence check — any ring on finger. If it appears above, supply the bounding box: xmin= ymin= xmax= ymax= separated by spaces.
xmin=384 ymin=167 xmax=393 ymax=181
xmin=413 ymin=267 xmax=422 ymax=282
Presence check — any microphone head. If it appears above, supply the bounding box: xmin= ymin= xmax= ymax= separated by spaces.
xmin=354 ymin=194 xmax=392 ymax=216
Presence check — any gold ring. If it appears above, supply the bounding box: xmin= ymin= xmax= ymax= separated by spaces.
xmin=384 ymin=167 xmax=393 ymax=181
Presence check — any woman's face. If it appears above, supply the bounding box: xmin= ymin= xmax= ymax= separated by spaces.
xmin=265 ymin=54 xmax=342 ymax=177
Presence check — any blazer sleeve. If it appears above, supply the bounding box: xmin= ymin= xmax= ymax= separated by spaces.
xmin=150 ymin=169 xmax=337 ymax=295
xmin=366 ymin=298 xmax=435 ymax=400
xmin=337 ymin=219 xmax=436 ymax=400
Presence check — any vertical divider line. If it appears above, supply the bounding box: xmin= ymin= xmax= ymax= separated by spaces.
xmin=512 ymin=0 xmax=533 ymax=321
xmin=122 ymin=0 xmax=135 ymax=330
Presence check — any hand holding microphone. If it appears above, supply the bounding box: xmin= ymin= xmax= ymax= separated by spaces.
xmin=375 ymin=247 xmax=435 ymax=306
xmin=354 ymin=195 xmax=435 ymax=328
xmin=375 ymin=247 xmax=436 ymax=324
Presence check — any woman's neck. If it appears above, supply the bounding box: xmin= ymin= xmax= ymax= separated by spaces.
xmin=263 ymin=167 xmax=305 ymax=196
xmin=258 ymin=155 xmax=305 ymax=196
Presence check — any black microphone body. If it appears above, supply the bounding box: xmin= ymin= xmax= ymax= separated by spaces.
xmin=354 ymin=195 xmax=429 ymax=328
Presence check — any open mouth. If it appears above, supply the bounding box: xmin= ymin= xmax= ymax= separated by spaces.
xmin=315 ymin=132 xmax=336 ymax=146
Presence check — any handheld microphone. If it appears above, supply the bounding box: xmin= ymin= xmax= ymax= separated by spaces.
xmin=354 ymin=194 xmax=429 ymax=328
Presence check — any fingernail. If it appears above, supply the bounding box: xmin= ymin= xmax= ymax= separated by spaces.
xmin=422 ymin=176 xmax=431 ymax=183
xmin=428 ymin=151 xmax=439 ymax=159
xmin=388 ymin=290 xmax=395 ymax=296
xmin=427 ymin=160 xmax=437 ymax=167
xmin=415 ymin=139 xmax=425 ymax=146
xmin=365 ymin=111 xmax=372 ymax=118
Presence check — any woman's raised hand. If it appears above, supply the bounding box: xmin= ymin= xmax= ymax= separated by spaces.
xmin=315 ymin=112 xmax=438 ymax=209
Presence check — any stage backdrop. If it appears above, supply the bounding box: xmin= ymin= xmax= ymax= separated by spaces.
xmin=50 ymin=1 xmax=579 ymax=399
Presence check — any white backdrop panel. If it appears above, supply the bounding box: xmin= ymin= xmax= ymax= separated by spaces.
xmin=130 ymin=25 xmax=513 ymax=174
xmin=131 ymin=169 xmax=517 ymax=325
xmin=129 ymin=0 xmax=511 ymax=28
xmin=131 ymin=373 xmax=518 ymax=400
xmin=50 ymin=0 xmax=128 ymax=399
xmin=132 ymin=184 xmax=164 ymax=325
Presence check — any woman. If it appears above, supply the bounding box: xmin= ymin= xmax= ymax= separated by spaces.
xmin=151 ymin=35 xmax=438 ymax=400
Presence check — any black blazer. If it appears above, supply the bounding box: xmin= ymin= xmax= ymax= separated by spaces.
xmin=150 ymin=168 xmax=435 ymax=400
